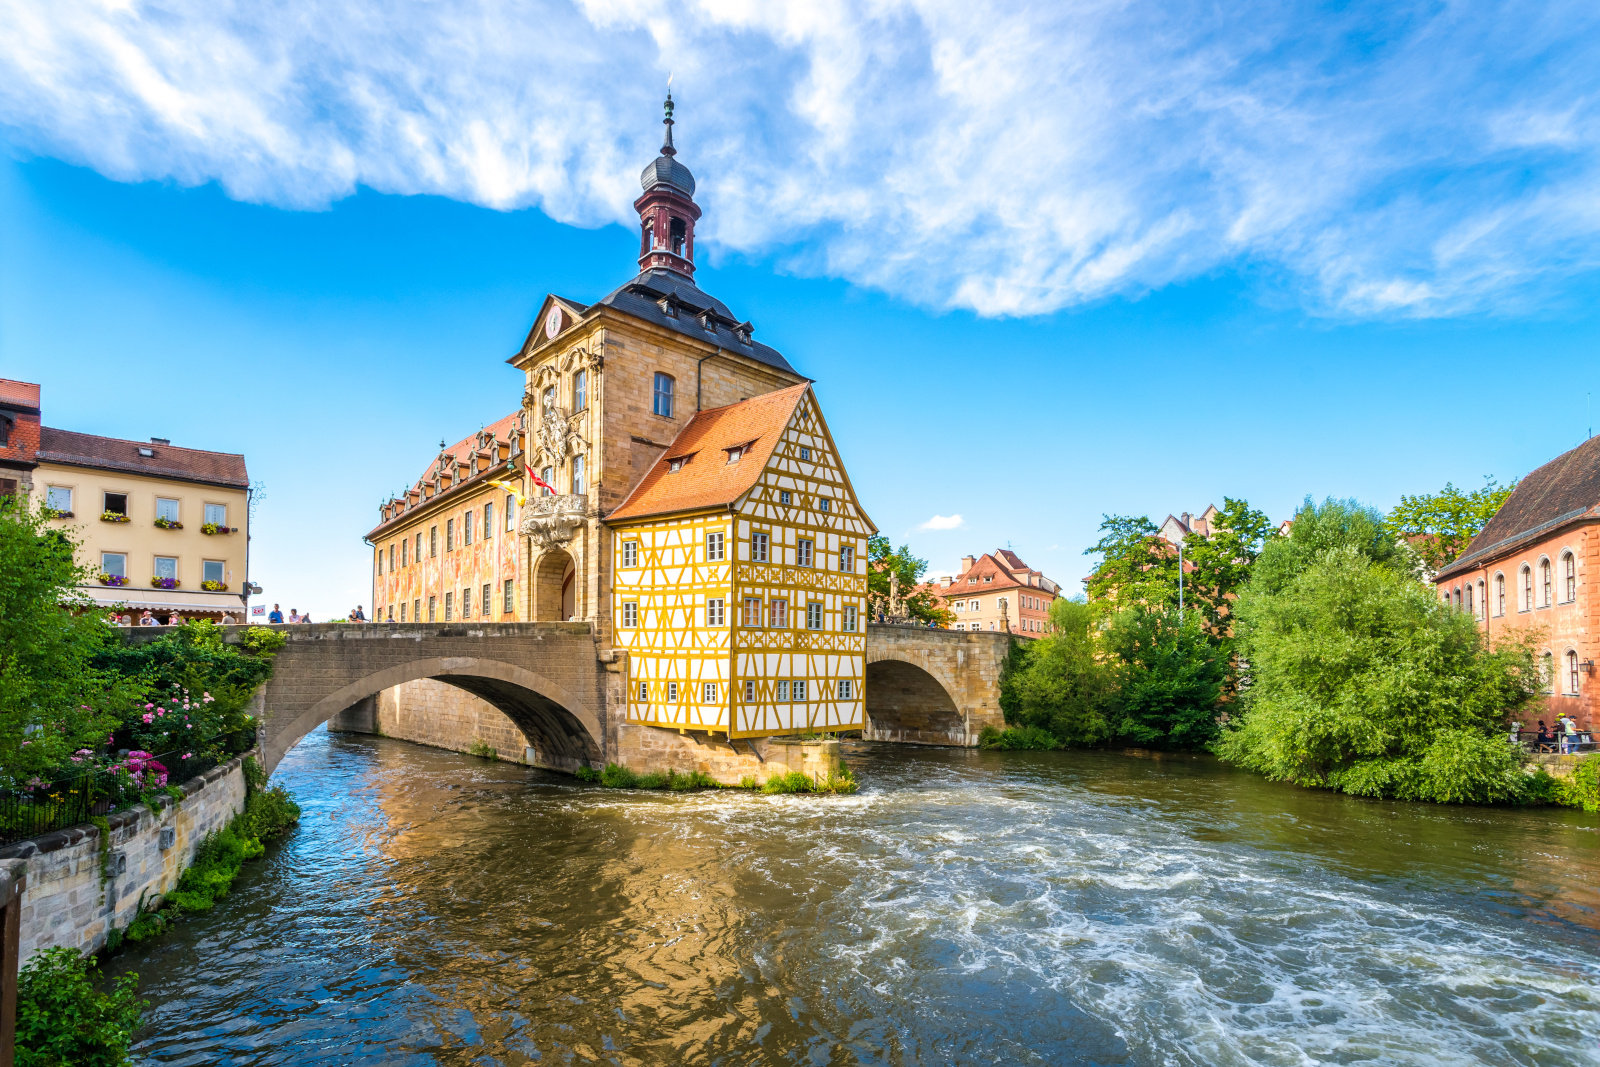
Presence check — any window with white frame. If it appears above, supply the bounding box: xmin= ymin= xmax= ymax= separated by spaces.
xmin=741 ymin=597 xmax=761 ymax=626
xmin=807 ymin=601 xmax=823 ymax=630
xmin=622 ymin=602 xmax=638 ymax=628
xmin=1542 ymin=651 xmax=1554 ymax=692
xmin=799 ymin=447 xmax=810 ymax=461
xmin=574 ymin=370 xmax=588 ymax=412
xmin=444 ymin=591 xmax=453 ymax=621
xmin=843 ymin=604 xmax=857 ymax=632
xmin=541 ymin=466 xmax=555 ymax=496
xmin=639 ymin=681 xmax=649 ymax=701
xmin=707 ymin=598 xmax=725 ymax=626
xmin=428 ymin=596 xmax=436 ymax=622
xmin=400 ymin=602 xmax=408 ymax=622
xmin=101 ymin=552 xmax=126 ymax=578
xmin=461 ymin=586 xmax=471 ymax=617
xmin=797 ymin=538 xmax=813 ymax=567
xmin=839 ymin=679 xmax=853 ymax=700
xmin=819 ymin=498 xmax=831 ymax=513
xmin=667 ymin=681 xmax=679 ymax=702
xmin=653 ymin=372 xmax=675 ymax=417
xmin=446 ymin=518 xmax=454 ymax=551
xmin=779 ymin=490 xmax=792 ymax=505
xmin=571 ymin=455 xmax=585 ymax=495
xmin=770 ymin=598 xmax=788 ymax=628
xmin=45 ymin=485 xmax=72 ymax=512
xmin=623 ymin=540 xmax=639 ymax=567
xmin=202 ymin=560 xmax=224 ymax=584
xmin=744 ymin=680 xmax=755 ymax=701
xmin=153 ymin=556 xmax=177 ymax=580
xmin=482 ymin=583 xmax=491 ymax=616
xmin=840 ymin=545 xmax=854 ymax=571
xmin=702 ymin=681 xmax=717 ymax=703
xmin=751 ymin=531 xmax=769 ymax=563
xmin=1495 ymin=573 xmax=1505 ymax=615
xmin=156 ymin=497 xmax=179 ymax=523
xmin=505 ymin=495 xmax=516 ymax=531
xmin=483 ymin=502 xmax=493 ymax=539
xmin=1568 ymin=649 xmax=1581 ymax=694
xmin=707 ymin=531 xmax=725 ymax=561
xmin=1564 ymin=552 xmax=1577 ymax=602
xmin=1541 ymin=559 xmax=1552 ymax=606
xmin=103 ymin=492 xmax=128 ymax=516
xmin=793 ymin=680 xmax=807 ymax=700
xmin=776 ymin=680 xmax=790 ymax=701
xmin=205 ymin=502 xmax=226 ymax=526
xmin=1521 ymin=566 xmax=1532 ymax=611
xmin=503 ymin=579 xmax=514 ymax=613
xmin=430 ymin=527 xmax=438 ymax=557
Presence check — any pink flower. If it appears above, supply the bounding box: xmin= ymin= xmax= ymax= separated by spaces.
xmin=20 ymin=741 xmax=28 ymax=747
xmin=182 ymin=753 xmax=192 ymax=760
xmin=156 ymin=709 xmax=165 ymax=717
xmin=141 ymin=713 xmax=154 ymax=724
xmin=145 ymin=704 xmax=153 ymax=710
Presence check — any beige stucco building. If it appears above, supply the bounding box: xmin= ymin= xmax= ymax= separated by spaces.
xmin=925 ymin=550 xmax=1061 ymax=637
xmin=0 ymin=378 xmax=253 ymax=620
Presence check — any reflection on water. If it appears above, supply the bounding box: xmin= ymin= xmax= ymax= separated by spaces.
xmin=113 ymin=727 xmax=1600 ymax=1066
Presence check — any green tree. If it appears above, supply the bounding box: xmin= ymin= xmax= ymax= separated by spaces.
xmin=1385 ymin=477 xmax=1515 ymax=572
xmin=866 ymin=534 xmax=952 ymax=626
xmin=1083 ymin=515 xmax=1173 ymax=620
xmin=1217 ymin=544 xmax=1541 ymax=804
xmin=1179 ymin=498 xmax=1278 ymax=635
xmin=0 ymin=497 xmax=141 ymax=781
xmin=1248 ymin=497 xmax=1405 ymax=598
xmin=998 ymin=599 xmax=1115 ymax=744
xmin=1103 ymin=606 xmax=1225 ymax=749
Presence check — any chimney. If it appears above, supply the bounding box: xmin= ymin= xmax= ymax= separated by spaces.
xmin=150 ymin=437 xmax=170 ymax=445
xmin=1181 ymin=511 xmax=1192 ymax=527
xmin=960 ymin=555 xmax=976 ymax=574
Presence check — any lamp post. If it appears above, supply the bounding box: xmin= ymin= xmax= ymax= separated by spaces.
xmin=1178 ymin=537 xmax=1184 ymax=624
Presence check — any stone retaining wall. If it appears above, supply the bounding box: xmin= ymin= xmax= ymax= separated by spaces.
xmin=0 ymin=754 xmax=250 ymax=963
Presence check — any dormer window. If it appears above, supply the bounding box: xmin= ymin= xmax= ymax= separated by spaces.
xmin=137 ymin=447 xmax=154 ymax=457
xmin=984 ymin=575 xmax=993 ymax=583
xmin=726 ymin=446 xmax=743 ymax=464
xmin=658 ymin=296 xmax=678 ymax=319
xmin=668 ymin=452 xmax=695 ymax=473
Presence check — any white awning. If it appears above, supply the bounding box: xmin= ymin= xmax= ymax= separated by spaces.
xmin=77 ymin=585 xmax=248 ymax=615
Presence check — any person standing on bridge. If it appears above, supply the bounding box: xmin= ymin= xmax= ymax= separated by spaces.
xmin=350 ymin=605 xmax=366 ymax=621
xmin=287 ymin=608 xmax=302 ymax=624
xmin=269 ymin=604 xmax=283 ymax=624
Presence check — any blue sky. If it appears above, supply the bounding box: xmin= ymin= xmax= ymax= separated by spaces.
xmin=3 ymin=1 xmax=1600 ymax=618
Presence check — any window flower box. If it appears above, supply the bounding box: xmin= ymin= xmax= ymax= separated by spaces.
xmin=201 ymin=580 xmax=228 ymax=591
xmin=154 ymin=518 xmax=183 ymax=530
xmin=101 ymin=512 xmax=130 ymax=523
xmin=150 ymin=577 xmax=181 ymax=590
xmin=200 ymin=523 xmax=236 ymax=535
xmin=100 ymin=574 xmax=130 ymax=587
xmin=44 ymin=508 xmax=74 ymax=519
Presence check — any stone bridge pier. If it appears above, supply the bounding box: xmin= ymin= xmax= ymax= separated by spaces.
xmin=863 ymin=624 xmax=1010 ymax=746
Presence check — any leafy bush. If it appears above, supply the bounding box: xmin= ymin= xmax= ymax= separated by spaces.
xmin=573 ymin=765 xmax=601 ymax=782
xmin=979 ymin=725 xmax=1063 ymax=750
xmin=600 ymin=762 xmax=639 ymax=788
xmin=466 ymin=738 xmax=498 ymax=760
xmin=1553 ymin=757 xmax=1600 ymax=811
xmin=999 ymin=600 xmax=1115 ymax=745
xmin=1217 ymin=538 xmax=1541 ymax=804
xmin=761 ymin=766 xmax=858 ymax=794
xmin=16 ymin=946 xmax=144 ymax=1067
xmin=1103 ymin=606 xmax=1225 ymax=749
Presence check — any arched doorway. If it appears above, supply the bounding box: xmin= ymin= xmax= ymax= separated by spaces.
xmin=864 ymin=659 xmax=967 ymax=746
xmin=534 ymin=548 xmax=577 ymax=621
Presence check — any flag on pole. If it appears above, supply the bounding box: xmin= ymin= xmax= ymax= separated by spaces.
xmin=525 ymin=462 xmax=557 ymax=496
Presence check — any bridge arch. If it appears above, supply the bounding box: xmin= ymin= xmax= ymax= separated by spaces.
xmin=261 ymin=655 xmax=603 ymax=774
xmin=863 ymin=654 xmax=968 ymax=746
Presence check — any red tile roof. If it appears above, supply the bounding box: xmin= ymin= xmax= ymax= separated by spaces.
xmin=608 ymin=384 xmax=810 ymax=521
xmin=367 ymin=411 xmax=522 ymax=536
xmin=37 ymin=427 xmax=248 ymax=488
xmin=0 ymin=379 xmax=41 ymax=409
xmin=1438 ymin=435 xmax=1600 ymax=579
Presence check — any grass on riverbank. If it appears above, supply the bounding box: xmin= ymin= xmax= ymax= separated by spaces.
xmin=575 ymin=762 xmax=859 ymax=794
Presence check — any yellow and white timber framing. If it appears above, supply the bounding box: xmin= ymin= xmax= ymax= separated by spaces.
xmin=610 ymin=391 xmax=873 ymax=738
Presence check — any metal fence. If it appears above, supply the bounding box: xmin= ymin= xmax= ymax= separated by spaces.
xmin=0 ymin=729 xmax=256 ymax=847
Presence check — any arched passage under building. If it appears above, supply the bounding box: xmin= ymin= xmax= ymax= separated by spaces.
xmin=260 ymin=655 xmax=604 ymax=775
xmin=533 ymin=548 xmax=577 ymax=621
xmin=864 ymin=658 xmax=969 ymax=746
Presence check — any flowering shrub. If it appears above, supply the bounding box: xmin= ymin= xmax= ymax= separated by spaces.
xmin=99 ymin=573 xmax=129 ymax=587
xmin=118 ymin=751 xmax=168 ymax=789
xmin=153 ymin=518 xmax=182 ymax=530
xmin=126 ymin=687 xmax=218 ymax=754
xmin=200 ymin=580 xmax=228 ymax=591
xmin=200 ymin=523 xmax=233 ymax=535
xmin=100 ymin=511 xmax=130 ymax=523
xmin=150 ymin=576 xmax=180 ymax=589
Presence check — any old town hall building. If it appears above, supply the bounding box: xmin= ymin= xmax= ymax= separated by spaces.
xmin=366 ymin=98 xmax=875 ymax=744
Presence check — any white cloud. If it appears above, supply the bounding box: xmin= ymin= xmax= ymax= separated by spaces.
xmin=4 ymin=0 xmax=1600 ymax=316
xmin=920 ymin=513 xmax=964 ymax=530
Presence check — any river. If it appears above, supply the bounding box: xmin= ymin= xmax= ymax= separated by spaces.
xmin=112 ymin=727 xmax=1600 ymax=1066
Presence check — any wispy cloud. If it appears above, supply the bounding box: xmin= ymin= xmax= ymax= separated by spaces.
xmin=4 ymin=1 xmax=1599 ymax=317
xmin=921 ymin=514 xmax=964 ymax=530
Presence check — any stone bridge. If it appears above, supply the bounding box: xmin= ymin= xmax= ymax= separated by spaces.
xmin=174 ymin=622 xmax=1011 ymax=775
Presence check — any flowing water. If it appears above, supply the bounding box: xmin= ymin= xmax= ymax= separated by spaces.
xmin=113 ymin=727 xmax=1600 ymax=1066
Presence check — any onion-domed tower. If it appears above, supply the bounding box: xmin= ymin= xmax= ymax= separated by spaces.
xmin=635 ymin=92 xmax=702 ymax=278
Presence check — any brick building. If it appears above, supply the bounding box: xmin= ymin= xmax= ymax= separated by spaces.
xmin=925 ymin=550 xmax=1061 ymax=637
xmin=1434 ymin=435 xmax=1600 ymax=729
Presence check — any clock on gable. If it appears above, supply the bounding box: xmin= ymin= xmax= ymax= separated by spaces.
xmin=544 ymin=306 xmax=565 ymax=339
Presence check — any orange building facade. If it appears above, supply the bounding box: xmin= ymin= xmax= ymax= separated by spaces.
xmin=1435 ymin=436 xmax=1599 ymax=730
xmin=924 ymin=550 xmax=1061 ymax=637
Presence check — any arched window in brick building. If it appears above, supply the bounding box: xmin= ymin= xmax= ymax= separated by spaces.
xmin=1563 ymin=552 xmax=1576 ymax=602
xmin=1495 ymin=573 xmax=1505 ymax=616
xmin=1521 ymin=565 xmax=1533 ymax=611
xmin=1541 ymin=651 xmax=1554 ymax=692
xmin=1567 ymin=649 xmax=1581 ymax=695
xmin=1540 ymin=558 xmax=1552 ymax=606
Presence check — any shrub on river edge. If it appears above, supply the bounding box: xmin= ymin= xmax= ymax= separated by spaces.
xmin=16 ymin=946 xmax=144 ymax=1067
xmin=576 ymin=762 xmax=859 ymax=794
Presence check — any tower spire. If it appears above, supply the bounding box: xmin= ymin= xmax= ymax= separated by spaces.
xmin=662 ymin=88 xmax=676 ymax=157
